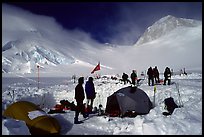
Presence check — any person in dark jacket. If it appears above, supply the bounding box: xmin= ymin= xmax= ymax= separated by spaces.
xmin=163 ymin=67 xmax=171 ymax=85
xmin=122 ymin=73 xmax=129 ymax=85
xmin=85 ymin=77 xmax=96 ymax=111
xmin=147 ymin=67 xmax=154 ymax=86
xmin=183 ymin=68 xmax=187 ymax=75
xmin=74 ymin=77 xmax=88 ymax=124
xmin=153 ymin=66 xmax=160 ymax=83
xmin=130 ymin=70 xmax=137 ymax=87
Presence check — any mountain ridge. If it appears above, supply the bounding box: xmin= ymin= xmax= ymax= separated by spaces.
xmin=2 ymin=9 xmax=202 ymax=76
xmin=135 ymin=15 xmax=202 ymax=46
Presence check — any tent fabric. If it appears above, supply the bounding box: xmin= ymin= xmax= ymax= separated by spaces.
xmin=105 ymin=93 xmax=121 ymax=115
xmin=3 ymin=101 xmax=61 ymax=135
xmin=105 ymin=86 xmax=152 ymax=116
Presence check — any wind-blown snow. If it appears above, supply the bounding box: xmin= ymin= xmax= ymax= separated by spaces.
xmin=2 ymin=4 xmax=202 ymax=76
xmin=2 ymin=4 xmax=202 ymax=135
xmin=2 ymin=73 xmax=202 ymax=135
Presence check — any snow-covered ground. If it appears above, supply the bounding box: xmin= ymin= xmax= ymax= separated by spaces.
xmin=2 ymin=72 xmax=202 ymax=135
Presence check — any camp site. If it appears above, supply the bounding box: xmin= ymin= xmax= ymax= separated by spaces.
xmin=2 ymin=73 xmax=202 ymax=135
xmin=2 ymin=2 xmax=202 ymax=135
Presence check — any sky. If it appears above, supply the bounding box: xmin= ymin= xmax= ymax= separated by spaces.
xmin=2 ymin=4 xmax=202 ymax=133
xmin=2 ymin=3 xmax=202 ymax=76
xmin=2 ymin=73 xmax=202 ymax=135
xmin=4 ymin=2 xmax=202 ymax=45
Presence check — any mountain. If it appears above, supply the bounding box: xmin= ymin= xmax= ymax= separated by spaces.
xmin=2 ymin=4 xmax=202 ymax=76
xmin=2 ymin=39 xmax=75 ymax=73
xmin=2 ymin=4 xmax=105 ymax=75
xmin=135 ymin=15 xmax=202 ymax=46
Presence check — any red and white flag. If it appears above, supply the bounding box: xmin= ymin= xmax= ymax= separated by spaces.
xmin=91 ymin=62 xmax=100 ymax=74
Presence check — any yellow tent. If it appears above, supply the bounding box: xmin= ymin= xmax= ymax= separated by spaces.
xmin=3 ymin=101 xmax=61 ymax=135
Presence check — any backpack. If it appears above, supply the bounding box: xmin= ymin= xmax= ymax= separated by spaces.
xmin=163 ymin=97 xmax=178 ymax=116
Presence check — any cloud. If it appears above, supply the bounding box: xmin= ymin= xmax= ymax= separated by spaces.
xmin=2 ymin=3 xmax=102 ymax=49
xmin=3 ymin=2 xmax=202 ymax=47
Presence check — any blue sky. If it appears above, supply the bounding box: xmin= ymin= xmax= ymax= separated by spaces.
xmin=6 ymin=2 xmax=202 ymax=45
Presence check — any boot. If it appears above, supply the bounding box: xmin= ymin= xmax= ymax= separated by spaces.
xmin=83 ymin=113 xmax=89 ymax=118
xmin=74 ymin=117 xmax=83 ymax=124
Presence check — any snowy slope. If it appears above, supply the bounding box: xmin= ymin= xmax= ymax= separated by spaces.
xmin=2 ymin=4 xmax=104 ymax=75
xmin=130 ymin=24 xmax=202 ymax=72
xmin=2 ymin=4 xmax=202 ymax=77
xmin=2 ymin=73 xmax=202 ymax=135
xmin=135 ymin=15 xmax=202 ymax=46
xmin=2 ymin=39 xmax=75 ymax=73
xmin=2 ymin=4 xmax=202 ymax=135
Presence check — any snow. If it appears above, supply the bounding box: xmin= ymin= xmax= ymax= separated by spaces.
xmin=2 ymin=4 xmax=202 ymax=76
xmin=2 ymin=73 xmax=202 ymax=135
xmin=135 ymin=15 xmax=201 ymax=46
xmin=2 ymin=4 xmax=202 ymax=135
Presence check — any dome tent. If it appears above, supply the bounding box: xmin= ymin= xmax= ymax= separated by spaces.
xmin=105 ymin=86 xmax=152 ymax=117
xmin=3 ymin=101 xmax=61 ymax=135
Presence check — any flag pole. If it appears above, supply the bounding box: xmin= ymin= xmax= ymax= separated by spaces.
xmin=37 ymin=65 xmax=40 ymax=90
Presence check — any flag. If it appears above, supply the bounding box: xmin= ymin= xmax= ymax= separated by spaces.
xmin=91 ymin=62 xmax=100 ymax=74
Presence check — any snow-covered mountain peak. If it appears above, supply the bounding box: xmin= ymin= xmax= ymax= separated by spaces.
xmin=156 ymin=15 xmax=201 ymax=27
xmin=135 ymin=15 xmax=202 ymax=46
xmin=156 ymin=15 xmax=175 ymax=24
xmin=2 ymin=38 xmax=75 ymax=73
xmin=2 ymin=4 xmax=202 ymax=76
